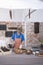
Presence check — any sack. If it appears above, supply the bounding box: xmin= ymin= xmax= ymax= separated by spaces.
xmin=14 ymin=48 xmax=23 ymax=54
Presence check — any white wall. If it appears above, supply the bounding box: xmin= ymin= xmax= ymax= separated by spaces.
xmin=0 ymin=8 xmax=25 ymax=22
xmin=25 ymin=9 xmax=43 ymax=22
xmin=12 ymin=9 xmax=24 ymax=22
xmin=0 ymin=8 xmax=11 ymax=21
xmin=0 ymin=8 xmax=43 ymax=22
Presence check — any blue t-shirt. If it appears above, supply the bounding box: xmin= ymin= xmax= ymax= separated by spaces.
xmin=11 ymin=32 xmax=25 ymax=42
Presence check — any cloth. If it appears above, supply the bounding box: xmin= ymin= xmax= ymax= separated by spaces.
xmin=14 ymin=38 xmax=21 ymax=49
xmin=11 ymin=32 xmax=24 ymax=42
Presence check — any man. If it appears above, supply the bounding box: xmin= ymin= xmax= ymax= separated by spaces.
xmin=11 ymin=26 xmax=25 ymax=49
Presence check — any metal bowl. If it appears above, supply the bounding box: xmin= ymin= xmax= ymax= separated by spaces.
xmin=25 ymin=50 xmax=32 ymax=55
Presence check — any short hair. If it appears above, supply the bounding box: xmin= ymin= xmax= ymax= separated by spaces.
xmin=17 ymin=25 xmax=22 ymax=32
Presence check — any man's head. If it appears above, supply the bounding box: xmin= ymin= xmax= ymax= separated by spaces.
xmin=17 ymin=25 xmax=22 ymax=33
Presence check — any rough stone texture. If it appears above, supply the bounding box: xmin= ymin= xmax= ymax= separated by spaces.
xmin=0 ymin=22 xmax=43 ymax=48
xmin=39 ymin=22 xmax=43 ymax=41
xmin=26 ymin=22 xmax=43 ymax=48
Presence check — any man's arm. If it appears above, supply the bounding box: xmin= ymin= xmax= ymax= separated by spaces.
xmin=21 ymin=34 xmax=25 ymax=45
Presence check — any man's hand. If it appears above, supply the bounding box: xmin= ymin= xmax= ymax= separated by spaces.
xmin=22 ymin=41 xmax=24 ymax=45
xmin=19 ymin=41 xmax=24 ymax=49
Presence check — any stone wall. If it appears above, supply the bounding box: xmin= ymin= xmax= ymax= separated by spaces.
xmin=26 ymin=22 xmax=43 ymax=48
xmin=0 ymin=22 xmax=25 ymax=37
xmin=0 ymin=22 xmax=43 ymax=47
xmin=26 ymin=22 xmax=34 ymax=44
xmin=39 ymin=22 xmax=43 ymax=41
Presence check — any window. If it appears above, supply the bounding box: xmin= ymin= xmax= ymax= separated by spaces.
xmin=34 ymin=22 xmax=39 ymax=34
xmin=0 ymin=25 xmax=6 ymax=30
